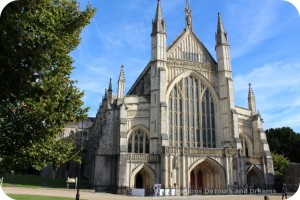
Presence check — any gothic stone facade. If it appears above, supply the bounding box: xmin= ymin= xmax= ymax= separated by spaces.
xmin=84 ymin=1 xmax=274 ymax=193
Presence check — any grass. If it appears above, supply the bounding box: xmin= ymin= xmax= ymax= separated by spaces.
xmin=3 ymin=174 xmax=90 ymax=189
xmin=3 ymin=175 xmax=66 ymax=188
xmin=8 ymin=194 xmax=76 ymax=200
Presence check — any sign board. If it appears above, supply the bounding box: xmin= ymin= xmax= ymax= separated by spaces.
xmin=160 ymin=188 xmax=176 ymax=196
xmin=131 ymin=188 xmax=145 ymax=196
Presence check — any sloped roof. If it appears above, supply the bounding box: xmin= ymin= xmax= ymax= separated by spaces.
xmin=127 ymin=28 xmax=218 ymax=96
xmin=127 ymin=62 xmax=151 ymax=95
xmin=167 ymin=28 xmax=217 ymax=65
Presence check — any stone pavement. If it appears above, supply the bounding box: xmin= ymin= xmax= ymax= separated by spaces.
xmin=2 ymin=186 xmax=289 ymax=200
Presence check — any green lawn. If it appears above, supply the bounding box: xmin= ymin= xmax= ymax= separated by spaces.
xmin=3 ymin=175 xmax=66 ymax=188
xmin=3 ymin=174 xmax=90 ymax=189
xmin=8 ymin=194 xmax=75 ymax=200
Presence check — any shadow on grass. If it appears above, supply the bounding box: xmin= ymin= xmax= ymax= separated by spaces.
xmin=3 ymin=175 xmax=91 ymax=189
xmin=8 ymin=194 xmax=76 ymax=200
xmin=3 ymin=175 xmax=66 ymax=188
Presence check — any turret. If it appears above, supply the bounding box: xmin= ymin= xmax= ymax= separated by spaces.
xmin=151 ymin=0 xmax=166 ymax=62
xmin=107 ymin=78 xmax=112 ymax=104
xmin=102 ymin=88 xmax=108 ymax=108
xmin=248 ymin=83 xmax=256 ymax=115
xmin=104 ymin=88 xmax=107 ymax=99
xmin=150 ymin=0 xmax=168 ymax=154
xmin=215 ymin=13 xmax=231 ymax=76
xmin=117 ymin=65 xmax=125 ymax=99
xmin=215 ymin=13 xmax=236 ymax=146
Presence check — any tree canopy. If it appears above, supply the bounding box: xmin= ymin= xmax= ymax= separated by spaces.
xmin=266 ymin=127 xmax=300 ymax=163
xmin=0 ymin=0 xmax=95 ymax=174
xmin=271 ymin=152 xmax=290 ymax=175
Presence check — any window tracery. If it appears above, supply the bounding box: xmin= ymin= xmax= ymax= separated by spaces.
xmin=128 ymin=130 xmax=149 ymax=153
xmin=168 ymin=76 xmax=216 ymax=148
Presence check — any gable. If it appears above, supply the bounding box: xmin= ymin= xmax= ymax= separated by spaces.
xmin=167 ymin=29 xmax=216 ymax=66
xmin=127 ymin=62 xmax=151 ymax=96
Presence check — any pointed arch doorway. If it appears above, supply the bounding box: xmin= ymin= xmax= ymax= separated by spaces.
xmin=247 ymin=166 xmax=264 ymax=188
xmin=189 ymin=158 xmax=225 ymax=190
xmin=135 ymin=172 xmax=144 ymax=188
xmin=131 ymin=164 xmax=155 ymax=189
xmin=190 ymin=170 xmax=203 ymax=189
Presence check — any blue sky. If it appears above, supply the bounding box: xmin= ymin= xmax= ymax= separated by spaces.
xmin=69 ymin=0 xmax=300 ymax=133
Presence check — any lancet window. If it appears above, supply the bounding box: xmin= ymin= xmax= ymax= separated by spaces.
xmin=240 ymin=135 xmax=249 ymax=156
xmin=128 ymin=130 xmax=149 ymax=153
xmin=168 ymin=76 xmax=216 ymax=148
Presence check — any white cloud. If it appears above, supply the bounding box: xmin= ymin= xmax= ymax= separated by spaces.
xmin=224 ymin=0 xmax=281 ymax=58
xmin=234 ymin=61 xmax=300 ymax=132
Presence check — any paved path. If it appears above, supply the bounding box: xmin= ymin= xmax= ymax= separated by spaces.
xmin=2 ymin=186 xmax=289 ymax=200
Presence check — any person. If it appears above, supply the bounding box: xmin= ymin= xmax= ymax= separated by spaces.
xmin=264 ymin=196 xmax=269 ymax=200
xmin=282 ymin=183 xmax=287 ymax=200
xmin=152 ymin=186 xmax=156 ymax=196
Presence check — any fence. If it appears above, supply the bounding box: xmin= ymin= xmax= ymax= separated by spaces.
xmin=95 ymin=184 xmax=276 ymax=196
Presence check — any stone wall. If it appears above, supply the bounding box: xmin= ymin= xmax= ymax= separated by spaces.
xmin=285 ymin=163 xmax=300 ymax=192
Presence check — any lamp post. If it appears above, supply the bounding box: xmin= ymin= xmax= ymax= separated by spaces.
xmin=76 ymin=120 xmax=84 ymax=200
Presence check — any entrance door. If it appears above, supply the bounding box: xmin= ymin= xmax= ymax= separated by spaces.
xmin=190 ymin=159 xmax=225 ymax=189
xmin=132 ymin=166 xmax=155 ymax=189
xmin=190 ymin=171 xmax=203 ymax=189
xmin=247 ymin=169 xmax=263 ymax=188
xmin=135 ymin=172 xmax=143 ymax=188
xmin=197 ymin=171 xmax=203 ymax=188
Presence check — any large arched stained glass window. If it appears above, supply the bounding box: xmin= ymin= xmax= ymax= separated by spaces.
xmin=168 ymin=76 xmax=216 ymax=148
xmin=128 ymin=130 xmax=149 ymax=153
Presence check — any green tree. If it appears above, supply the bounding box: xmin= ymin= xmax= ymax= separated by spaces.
xmin=272 ymin=152 xmax=290 ymax=175
xmin=266 ymin=127 xmax=300 ymax=163
xmin=0 ymin=0 xmax=95 ymax=174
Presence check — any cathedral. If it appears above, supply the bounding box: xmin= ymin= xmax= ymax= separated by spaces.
xmin=83 ymin=0 xmax=274 ymax=194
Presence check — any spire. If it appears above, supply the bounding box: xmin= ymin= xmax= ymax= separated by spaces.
xmin=119 ymin=65 xmax=125 ymax=82
xmin=185 ymin=0 xmax=192 ymax=29
xmin=107 ymin=78 xmax=113 ymax=104
xmin=151 ymin=0 xmax=167 ymax=61
xmin=248 ymin=83 xmax=256 ymax=114
xmin=152 ymin=0 xmax=165 ymax=35
xmin=216 ymin=12 xmax=228 ymax=47
xmin=104 ymin=88 xmax=107 ymax=99
xmin=108 ymin=78 xmax=112 ymax=92
xmin=118 ymin=65 xmax=125 ymax=99
xmin=248 ymin=83 xmax=254 ymax=99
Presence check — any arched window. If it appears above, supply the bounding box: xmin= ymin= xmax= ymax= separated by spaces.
xmin=128 ymin=130 xmax=149 ymax=153
xmin=240 ymin=135 xmax=249 ymax=156
xmin=202 ymin=89 xmax=216 ymax=148
xmin=69 ymin=131 xmax=75 ymax=139
xmin=168 ymin=76 xmax=216 ymax=148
